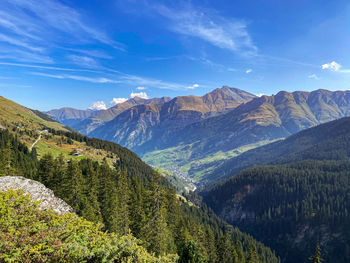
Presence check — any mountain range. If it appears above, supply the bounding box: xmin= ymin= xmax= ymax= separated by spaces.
xmin=47 ymin=87 xmax=350 ymax=184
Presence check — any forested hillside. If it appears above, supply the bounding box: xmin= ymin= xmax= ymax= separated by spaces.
xmin=0 ymin=128 xmax=279 ymax=262
xmin=209 ymin=116 xmax=350 ymax=183
xmin=202 ymin=160 xmax=350 ymax=263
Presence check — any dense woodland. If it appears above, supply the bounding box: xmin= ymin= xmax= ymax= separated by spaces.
xmin=203 ymin=160 xmax=350 ymax=263
xmin=0 ymin=129 xmax=279 ymax=263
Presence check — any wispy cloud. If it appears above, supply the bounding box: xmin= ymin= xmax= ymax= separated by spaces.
xmin=62 ymin=48 xmax=113 ymax=59
xmin=308 ymin=74 xmax=319 ymax=80
xmin=0 ymin=62 xmax=104 ymax=73
xmin=119 ymin=74 xmax=193 ymax=91
xmin=0 ymin=0 xmax=124 ymax=67
xmin=153 ymin=4 xmax=257 ymax=56
xmin=68 ymin=55 xmax=99 ymax=68
xmin=136 ymin=86 xmax=147 ymax=90
xmin=0 ymin=49 xmax=54 ymax=64
xmin=245 ymin=69 xmax=252 ymax=74
xmin=1 ymin=61 xmax=191 ymax=91
xmin=32 ymin=72 xmax=119 ymax=84
xmin=0 ymin=33 xmax=43 ymax=52
xmin=3 ymin=0 xmax=124 ymax=49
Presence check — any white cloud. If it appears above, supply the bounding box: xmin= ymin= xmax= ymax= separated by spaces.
xmin=110 ymin=97 xmax=128 ymax=106
xmin=321 ymin=61 xmax=341 ymax=71
xmin=187 ymin=84 xmax=199 ymax=90
xmin=154 ymin=5 xmax=257 ymax=56
xmin=308 ymin=74 xmax=319 ymax=80
xmin=246 ymin=69 xmax=252 ymax=74
xmin=136 ymin=86 xmax=147 ymax=90
xmin=130 ymin=92 xmax=149 ymax=99
xmin=88 ymin=101 xmax=107 ymax=110
xmin=256 ymin=93 xmax=265 ymax=97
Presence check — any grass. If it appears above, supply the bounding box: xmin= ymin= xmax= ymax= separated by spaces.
xmin=0 ymin=96 xmax=119 ymax=166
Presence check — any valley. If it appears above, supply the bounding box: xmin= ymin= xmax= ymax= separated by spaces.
xmin=0 ymin=1 xmax=347 ymax=262
xmin=48 ymin=87 xmax=350 ymax=186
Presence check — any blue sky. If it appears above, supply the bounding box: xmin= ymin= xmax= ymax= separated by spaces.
xmin=0 ymin=0 xmax=350 ymax=110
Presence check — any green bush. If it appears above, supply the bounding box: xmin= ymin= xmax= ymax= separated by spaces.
xmin=0 ymin=190 xmax=178 ymax=263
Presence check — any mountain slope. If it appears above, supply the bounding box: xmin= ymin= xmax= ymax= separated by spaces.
xmin=47 ymin=96 xmax=172 ymax=134
xmin=208 ymin=116 xmax=350 ymax=183
xmin=90 ymin=86 xmax=256 ymax=150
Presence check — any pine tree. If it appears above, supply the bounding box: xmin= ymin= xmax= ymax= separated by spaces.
xmin=247 ymin=245 xmax=259 ymax=263
xmin=98 ymin=162 xmax=118 ymax=232
xmin=204 ymin=228 xmax=217 ymax=263
xmin=64 ymin=159 xmax=84 ymax=212
xmin=309 ymin=244 xmax=322 ymax=263
xmin=178 ymin=240 xmax=205 ymax=263
xmin=1 ymin=140 xmax=16 ymax=176
xmin=80 ymin=159 xmax=102 ymax=223
xmin=129 ymin=177 xmax=146 ymax=238
xmin=141 ymin=174 xmax=174 ymax=256
xmin=217 ymin=232 xmax=234 ymax=263
xmin=0 ymin=146 xmax=6 ymax=176
xmin=115 ymin=169 xmax=130 ymax=235
xmin=234 ymin=240 xmax=246 ymax=263
xmin=37 ymin=153 xmax=55 ymax=186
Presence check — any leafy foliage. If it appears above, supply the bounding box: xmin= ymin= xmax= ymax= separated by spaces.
xmin=0 ymin=190 xmax=178 ymax=263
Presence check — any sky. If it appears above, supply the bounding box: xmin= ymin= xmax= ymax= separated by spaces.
xmin=0 ymin=0 xmax=350 ymax=111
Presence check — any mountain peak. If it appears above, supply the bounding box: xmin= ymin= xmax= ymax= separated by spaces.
xmin=206 ymin=86 xmax=257 ymax=101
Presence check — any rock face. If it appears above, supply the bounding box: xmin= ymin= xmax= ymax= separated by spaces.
xmin=0 ymin=176 xmax=74 ymax=215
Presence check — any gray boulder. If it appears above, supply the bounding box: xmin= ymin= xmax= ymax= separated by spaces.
xmin=0 ymin=176 xmax=74 ymax=215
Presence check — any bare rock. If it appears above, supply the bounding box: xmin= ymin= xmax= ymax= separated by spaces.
xmin=0 ymin=176 xmax=75 ymax=215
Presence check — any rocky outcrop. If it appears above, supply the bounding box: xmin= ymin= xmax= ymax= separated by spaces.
xmin=0 ymin=176 xmax=74 ymax=215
